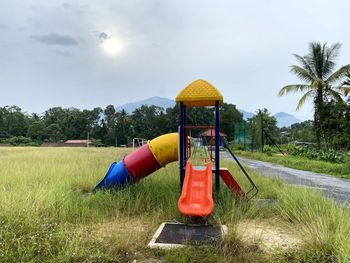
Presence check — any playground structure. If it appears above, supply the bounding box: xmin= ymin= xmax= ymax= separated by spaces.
xmin=95 ymin=79 xmax=258 ymax=218
xmin=132 ymin=137 xmax=148 ymax=150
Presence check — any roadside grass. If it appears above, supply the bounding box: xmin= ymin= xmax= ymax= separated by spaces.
xmin=236 ymin=150 xmax=350 ymax=179
xmin=0 ymin=147 xmax=349 ymax=262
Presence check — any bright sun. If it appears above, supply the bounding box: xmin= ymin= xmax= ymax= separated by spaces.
xmin=101 ymin=38 xmax=123 ymax=57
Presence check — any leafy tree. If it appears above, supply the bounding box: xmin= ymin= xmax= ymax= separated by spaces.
xmin=86 ymin=107 xmax=103 ymax=131
xmin=44 ymin=123 xmax=62 ymax=142
xmin=64 ymin=109 xmax=80 ymax=139
xmin=116 ymin=109 xmax=132 ymax=146
xmin=30 ymin=113 xmax=41 ymax=122
xmin=278 ymin=42 xmax=350 ymax=148
xmin=27 ymin=121 xmax=46 ymax=141
xmin=289 ymin=120 xmax=314 ymax=143
xmin=320 ymin=99 xmax=350 ymax=149
xmin=131 ymin=105 xmax=164 ymax=139
xmin=219 ymin=103 xmax=243 ymax=141
xmin=3 ymin=106 xmax=28 ymax=137
xmin=96 ymin=119 xmax=109 ymax=145
xmin=249 ymin=109 xmax=278 ymax=151
xmin=43 ymin=107 xmax=67 ymax=130
xmin=187 ymin=107 xmax=214 ymax=126
xmin=103 ymin=105 xmax=117 ymax=145
xmin=87 ymin=107 xmax=104 ymax=142
xmin=160 ymin=106 xmax=178 ymax=134
xmin=0 ymin=107 xmax=6 ymax=139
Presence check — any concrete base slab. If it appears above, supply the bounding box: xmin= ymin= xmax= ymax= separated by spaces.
xmin=148 ymin=223 xmax=227 ymax=249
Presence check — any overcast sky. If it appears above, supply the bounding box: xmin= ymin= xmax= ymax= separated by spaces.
xmin=1 ymin=0 xmax=350 ymax=120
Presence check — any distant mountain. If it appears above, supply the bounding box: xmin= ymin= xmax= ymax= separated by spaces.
xmin=116 ymin=97 xmax=300 ymax=127
xmin=116 ymin=96 xmax=175 ymax=113
xmin=273 ymin=112 xmax=300 ymax=128
xmin=238 ymin=109 xmax=254 ymax=120
xmin=239 ymin=110 xmax=300 ymax=127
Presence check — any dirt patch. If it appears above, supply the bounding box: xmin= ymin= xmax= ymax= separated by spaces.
xmin=93 ymin=216 xmax=154 ymax=249
xmin=237 ymin=220 xmax=302 ymax=252
xmin=93 ymin=219 xmax=164 ymax=262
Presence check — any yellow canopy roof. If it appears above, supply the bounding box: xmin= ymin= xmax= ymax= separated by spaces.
xmin=175 ymin=79 xmax=223 ymax=107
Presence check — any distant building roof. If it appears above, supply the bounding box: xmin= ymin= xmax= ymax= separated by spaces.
xmin=199 ymin=129 xmax=226 ymax=137
xmin=64 ymin=140 xmax=90 ymax=144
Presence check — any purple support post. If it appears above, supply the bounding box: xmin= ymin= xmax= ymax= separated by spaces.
xmin=215 ymin=101 xmax=220 ymax=191
xmin=179 ymin=103 xmax=185 ymax=189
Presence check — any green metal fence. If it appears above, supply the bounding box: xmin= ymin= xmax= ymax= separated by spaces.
xmin=234 ymin=119 xmax=284 ymax=154
xmin=234 ymin=122 xmax=252 ymax=151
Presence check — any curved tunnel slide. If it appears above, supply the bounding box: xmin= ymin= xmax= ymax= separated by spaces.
xmin=94 ymin=133 xmax=178 ymax=190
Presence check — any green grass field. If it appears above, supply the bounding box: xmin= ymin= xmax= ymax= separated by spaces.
xmin=236 ymin=150 xmax=350 ymax=179
xmin=0 ymin=147 xmax=349 ymax=262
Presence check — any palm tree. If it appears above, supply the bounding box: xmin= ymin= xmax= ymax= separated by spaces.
xmin=343 ymin=71 xmax=350 ymax=91
xmin=278 ymin=42 xmax=350 ymax=148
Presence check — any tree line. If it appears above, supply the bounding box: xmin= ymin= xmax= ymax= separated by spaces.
xmin=3 ymin=99 xmax=349 ymax=150
xmin=0 ymin=103 xmax=243 ymax=146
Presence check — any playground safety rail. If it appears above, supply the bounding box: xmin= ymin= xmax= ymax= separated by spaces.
xmin=221 ymin=139 xmax=258 ymax=200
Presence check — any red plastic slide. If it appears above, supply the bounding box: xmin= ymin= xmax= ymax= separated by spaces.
xmin=178 ymin=162 xmax=214 ymax=217
xmin=219 ymin=168 xmax=247 ymax=200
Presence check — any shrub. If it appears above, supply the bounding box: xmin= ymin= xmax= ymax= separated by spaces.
xmin=89 ymin=139 xmax=105 ymax=147
xmin=286 ymin=144 xmax=349 ymax=163
xmin=263 ymin=145 xmax=274 ymax=156
xmin=230 ymin=143 xmax=245 ymax=151
xmin=0 ymin=138 xmax=9 ymax=143
xmin=9 ymin=136 xmax=41 ymax=146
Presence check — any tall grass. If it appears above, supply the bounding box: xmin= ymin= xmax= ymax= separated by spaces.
xmin=0 ymin=147 xmax=349 ymax=262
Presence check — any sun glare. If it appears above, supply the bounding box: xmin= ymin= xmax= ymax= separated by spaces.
xmin=101 ymin=38 xmax=123 ymax=57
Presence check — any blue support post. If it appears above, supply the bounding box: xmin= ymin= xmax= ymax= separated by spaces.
xmin=179 ymin=103 xmax=184 ymax=189
xmin=215 ymin=101 xmax=220 ymax=192
xmin=183 ymin=105 xmax=186 ymax=161
xmin=183 ymin=105 xmax=187 ymax=161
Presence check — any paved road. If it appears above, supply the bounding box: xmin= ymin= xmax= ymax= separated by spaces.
xmin=222 ymin=153 xmax=350 ymax=203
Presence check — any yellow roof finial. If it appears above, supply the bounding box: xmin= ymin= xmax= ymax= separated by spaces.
xmin=175 ymin=79 xmax=223 ymax=107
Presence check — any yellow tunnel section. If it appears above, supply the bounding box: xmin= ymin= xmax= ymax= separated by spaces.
xmin=148 ymin=132 xmax=179 ymax=166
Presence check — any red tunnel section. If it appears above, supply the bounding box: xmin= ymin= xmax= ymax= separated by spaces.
xmin=123 ymin=144 xmax=161 ymax=181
